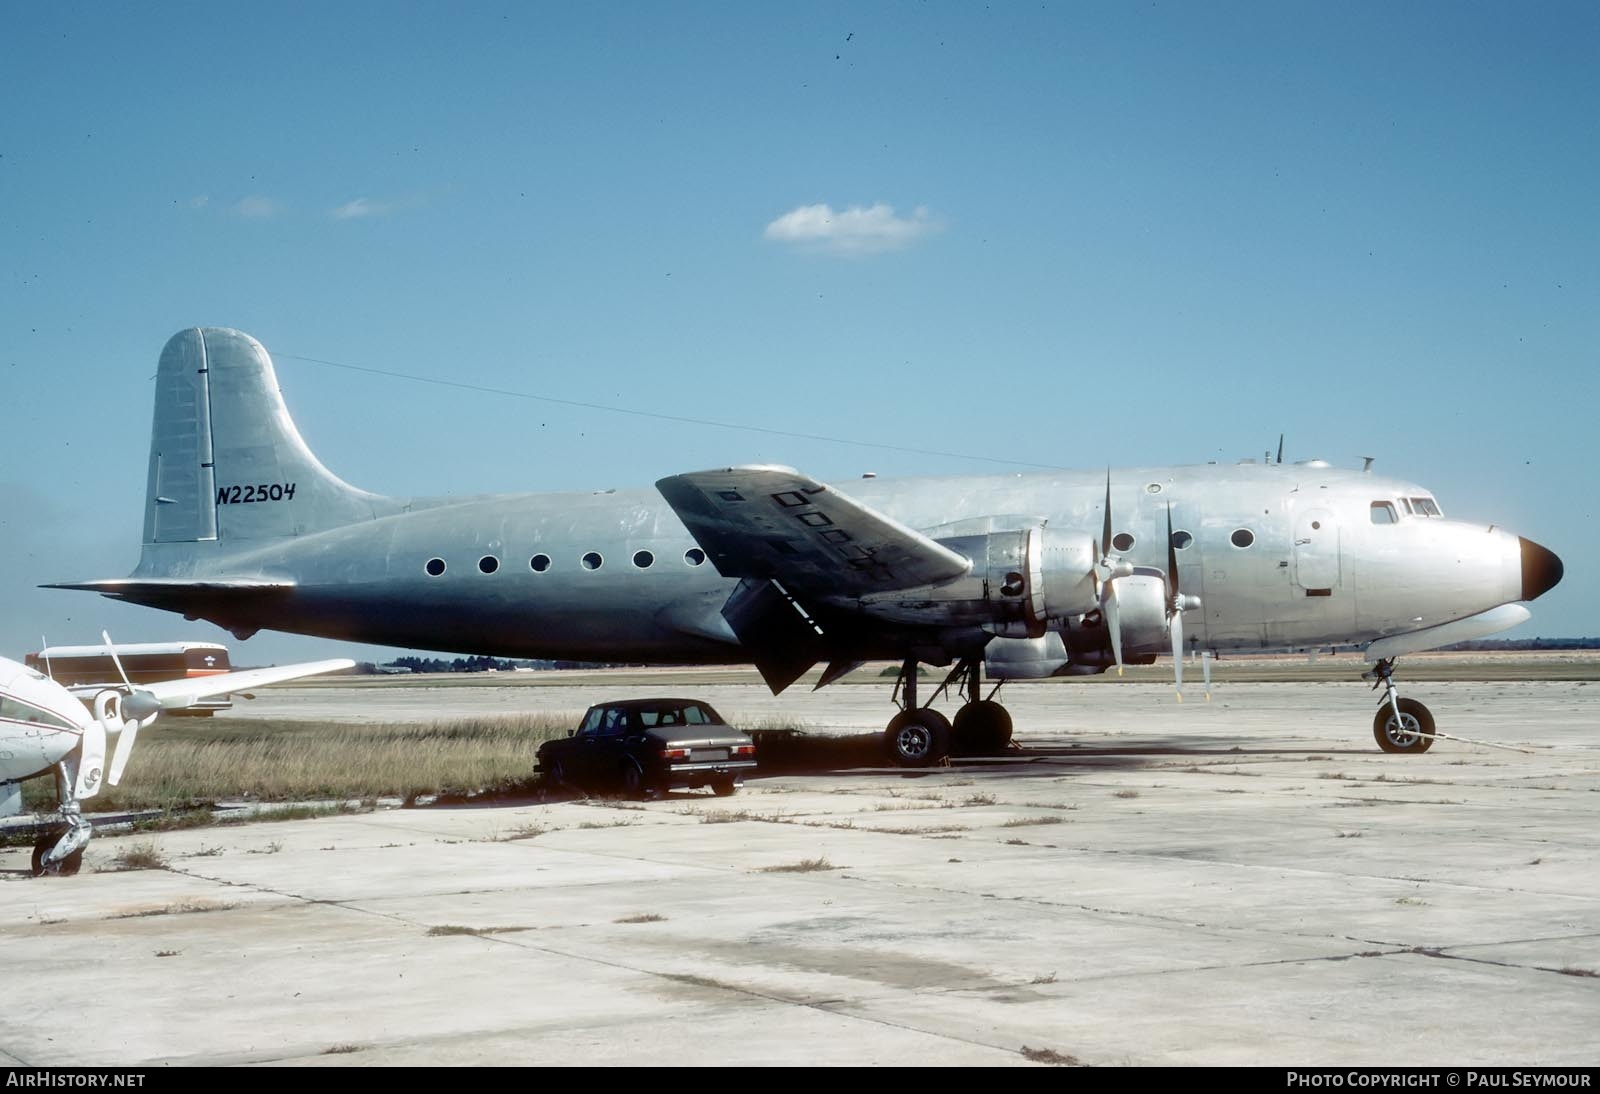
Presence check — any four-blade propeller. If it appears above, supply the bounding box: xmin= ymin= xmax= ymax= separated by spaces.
xmin=1093 ymin=476 xmax=1208 ymax=698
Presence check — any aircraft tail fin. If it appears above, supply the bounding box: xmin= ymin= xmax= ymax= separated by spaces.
xmin=143 ymin=327 xmax=390 ymax=546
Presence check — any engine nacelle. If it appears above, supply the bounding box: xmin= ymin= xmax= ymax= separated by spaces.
xmin=1062 ymin=570 xmax=1169 ymax=668
xmin=857 ymin=526 xmax=1098 ymax=637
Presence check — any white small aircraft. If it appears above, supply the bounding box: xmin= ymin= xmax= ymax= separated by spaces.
xmin=0 ymin=637 xmax=352 ymax=875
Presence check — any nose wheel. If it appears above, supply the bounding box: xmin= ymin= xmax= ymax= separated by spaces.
xmin=1365 ymin=659 xmax=1436 ymax=754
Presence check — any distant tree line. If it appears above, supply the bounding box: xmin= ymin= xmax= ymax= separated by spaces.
xmin=365 ymin=656 xmax=640 ymax=674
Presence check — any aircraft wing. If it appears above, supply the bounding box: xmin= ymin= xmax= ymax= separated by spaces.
xmin=136 ymin=659 xmax=354 ymax=711
xmin=656 ymin=465 xmax=970 ymax=596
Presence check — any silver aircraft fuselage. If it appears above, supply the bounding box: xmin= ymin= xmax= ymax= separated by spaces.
xmin=54 ymin=328 xmax=1562 ymax=681
xmin=126 ymin=463 xmax=1538 ymax=662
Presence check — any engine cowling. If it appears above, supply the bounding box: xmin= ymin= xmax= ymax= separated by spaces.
xmin=1063 ymin=570 xmax=1169 ymax=668
xmin=856 ymin=526 xmax=1099 ymax=636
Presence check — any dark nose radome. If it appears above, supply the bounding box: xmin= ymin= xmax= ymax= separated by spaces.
xmin=1520 ymin=538 xmax=1564 ymax=601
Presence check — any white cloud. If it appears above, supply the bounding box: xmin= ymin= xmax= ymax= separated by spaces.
xmin=330 ymin=196 xmax=391 ymax=220
xmin=232 ymin=195 xmax=280 ymax=219
xmin=763 ymin=202 xmax=939 ymax=256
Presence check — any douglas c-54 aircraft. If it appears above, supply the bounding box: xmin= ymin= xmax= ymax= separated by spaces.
xmin=51 ymin=328 xmax=1563 ymax=765
xmin=1 ymin=640 xmax=352 ymax=874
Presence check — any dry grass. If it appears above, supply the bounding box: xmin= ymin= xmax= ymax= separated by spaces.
xmin=106 ymin=840 xmax=168 ymax=872
xmin=23 ymin=714 xmax=572 ymax=812
xmin=757 ymin=856 xmax=835 ymax=873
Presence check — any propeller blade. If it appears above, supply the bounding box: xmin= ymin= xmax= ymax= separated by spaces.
xmin=100 ymin=628 xmax=163 ymax=720
xmin=1166 ymin=503 xmax=1179 ymax=596
xmin=1276 ymin=433 xmax=1284 ymax=464
xmin=102 ymin=629 xmax=134 ymax=689
xmin=1105 ymin=583 xmax=1123 ymax=675
xmin=1171 ymin=608 xmax=1184 ymax=700
xmin=1101 ymin=469 xmax=1113 ymax=560
xmin=1201 ymin=650 xmax=1213 ymax=700
xmin=108 ymin=720 xmax=140 ymax=786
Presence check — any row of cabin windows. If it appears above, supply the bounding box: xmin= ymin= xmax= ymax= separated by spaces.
xmin=424 ymin=547 xmax=709 ymax=577
xmin=420 ymin=533 xmax=1280 ymax=575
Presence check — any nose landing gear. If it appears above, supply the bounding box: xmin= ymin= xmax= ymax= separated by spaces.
xmin=1365 ymin=658 xmax=1436 ymax=754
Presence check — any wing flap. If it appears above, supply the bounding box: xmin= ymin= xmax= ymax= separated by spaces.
xmin=656 ymin=466 xmax=970 ymax=597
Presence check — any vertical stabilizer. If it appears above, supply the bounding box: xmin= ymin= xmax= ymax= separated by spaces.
xmin=143 ymin=328 xmax=387 ymax=545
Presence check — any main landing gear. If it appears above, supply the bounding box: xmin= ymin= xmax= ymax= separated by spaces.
xmin=1364 ymin=658 xmax=1436 ymax=754
xmin=884 ymin=657 xmax=1014 ymax=767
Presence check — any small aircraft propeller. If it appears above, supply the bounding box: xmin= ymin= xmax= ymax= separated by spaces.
xmin=100 ymin=630 xmax=162 ymax=786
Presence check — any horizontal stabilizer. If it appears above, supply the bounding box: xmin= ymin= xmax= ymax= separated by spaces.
xmin=43 ymin=578 xmax=293 ymax=597
xmin=657 ymin=466 xmax=970 ymax=598
xmin=41 ymin=578 xmax=294 ymax=635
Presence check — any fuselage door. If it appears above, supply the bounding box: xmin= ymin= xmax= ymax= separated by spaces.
xmin=1293 ymin=510 xmax=1341 ymax=589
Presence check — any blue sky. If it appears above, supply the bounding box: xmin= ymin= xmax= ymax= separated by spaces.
xmin=2 ymin=1 xmax=1595 ymax=664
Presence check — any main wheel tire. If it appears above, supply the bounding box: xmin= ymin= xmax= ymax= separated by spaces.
xmin=952 ymin=701 xmax=1013 ymax=755
xmin=886 ymin=709 xmax=952 ymax=767
xmin=712 ymin=778 xmax=738 ymax=797
xmin=1373 ymin=697 xmax=1435 ymax=754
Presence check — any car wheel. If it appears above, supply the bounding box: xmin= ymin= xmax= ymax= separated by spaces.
xmin=622 ymin=762 xmax=659 ymax=800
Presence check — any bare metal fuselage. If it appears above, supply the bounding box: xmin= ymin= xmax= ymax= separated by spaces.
xmin=126 ymin=463 xmax=1529 ymax=664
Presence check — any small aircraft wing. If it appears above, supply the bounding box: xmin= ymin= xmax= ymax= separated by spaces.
xmin=136 ymin=659 xmax=354 ymax=711
xmin=656 ymin=465 xmax=970 ymax=596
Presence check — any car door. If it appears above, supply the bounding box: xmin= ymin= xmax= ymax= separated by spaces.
xmin=577 ymin=706 xmax=629 ymax=783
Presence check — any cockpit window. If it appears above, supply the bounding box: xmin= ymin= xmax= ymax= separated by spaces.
xmin=0 ymin=695 xmax=77 ymax=730
xmin=1410 ymin=497 xmax=1442 ymax=517
xmin=1370 ymin=502 xmax=1399 ymax=525
xmin=1400 ymin=498 xmax=1414 ymax=515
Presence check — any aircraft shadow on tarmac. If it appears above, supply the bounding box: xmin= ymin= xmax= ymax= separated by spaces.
xmin=741 ymin=730 xmax=1373 ymax=778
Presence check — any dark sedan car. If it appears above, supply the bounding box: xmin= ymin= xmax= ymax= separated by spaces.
xmin=537 ymin=698 xmax=757 ymax=798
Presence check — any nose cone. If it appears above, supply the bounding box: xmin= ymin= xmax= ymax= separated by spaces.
xmin=1520 ymin=538 xmax=1564 ymax=601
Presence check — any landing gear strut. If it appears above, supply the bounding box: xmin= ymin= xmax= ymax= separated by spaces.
xmin=1365 ymin=658 xmax=1436 ymax=754
xmin=884 ymin=657 xmax=1015 ymax=765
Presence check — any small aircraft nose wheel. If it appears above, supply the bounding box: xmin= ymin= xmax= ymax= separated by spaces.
xmin=30 ymin=825 xmax=84 ymax=877
xmin=886 ymin=709 xmax=952 ymax=767
xmin=1374 ymin=697 xmax=1435 ymax=754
